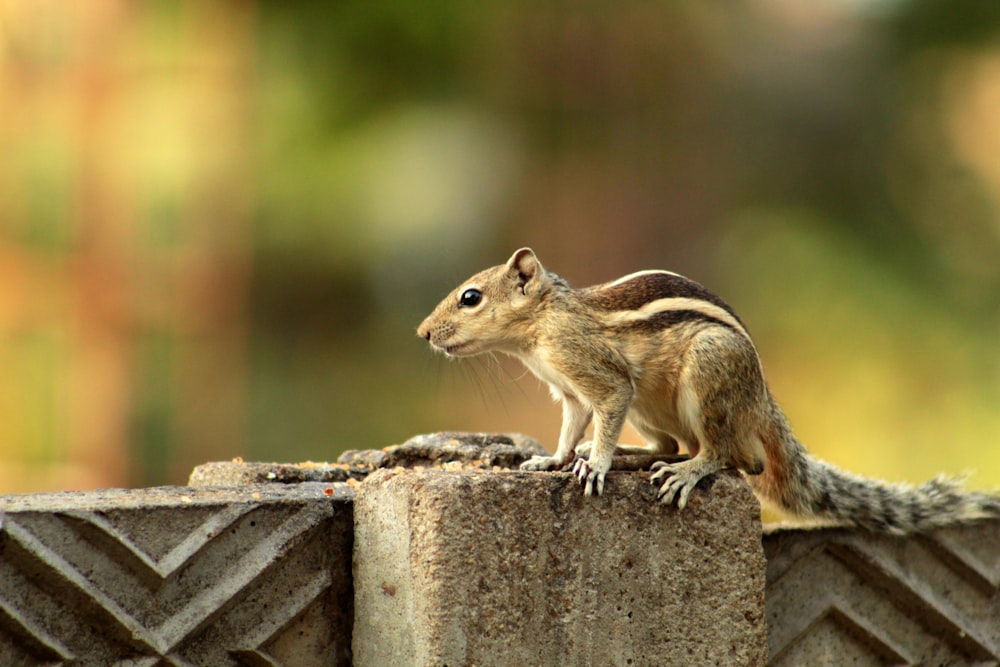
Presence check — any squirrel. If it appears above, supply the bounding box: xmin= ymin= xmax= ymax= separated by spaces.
xmin=417 ymin=247 xmax=1000 ymax=533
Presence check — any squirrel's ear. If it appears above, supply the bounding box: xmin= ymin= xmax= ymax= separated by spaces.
xmin=507 ymin=247 xmax=539 ymax=278
xmin=506 ymin=248 xmax=545 ymax=294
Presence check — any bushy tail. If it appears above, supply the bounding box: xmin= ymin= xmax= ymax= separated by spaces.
xmin=748 ymin=404 xmax=1000 ymax=534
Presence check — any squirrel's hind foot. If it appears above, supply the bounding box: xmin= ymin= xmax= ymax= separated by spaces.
xmin=650 ymin=458 xmax=721 ymax=509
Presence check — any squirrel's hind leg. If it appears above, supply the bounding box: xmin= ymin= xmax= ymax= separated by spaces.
xmin=651 ymin=329 xmax=765 ymax=508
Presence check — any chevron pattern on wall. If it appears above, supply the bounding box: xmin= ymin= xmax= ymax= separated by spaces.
xmin=0 ymin=485 xmax=353 ymax=667
xmin=764 ymin=521 xmax=1000 ymax=666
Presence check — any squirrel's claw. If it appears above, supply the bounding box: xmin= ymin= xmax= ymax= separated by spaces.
xmin=650 ymin=459 xmax=719 ymax=509
xmin=572 ymin=458 xmax=607 ymax=496
xmin=656 ymin=473 xmax=696 ymax=508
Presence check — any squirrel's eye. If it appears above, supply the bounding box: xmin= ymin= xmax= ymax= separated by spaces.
xmin=459 ymin=288 xmax=482 ymax=308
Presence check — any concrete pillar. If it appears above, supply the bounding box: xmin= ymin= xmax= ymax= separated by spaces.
xmin=353 ymin=467 xmax=768 ymax=667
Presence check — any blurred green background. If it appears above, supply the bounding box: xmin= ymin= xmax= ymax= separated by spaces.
xmin=0 ymin=0 xmax=998 ymax=496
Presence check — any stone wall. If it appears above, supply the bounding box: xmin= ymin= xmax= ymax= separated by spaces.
xmin=0 ymin=484 xmax=353 ymax=666
xmin=764 ymin=521 xmax=1000 ymax=665
xmin=0 ymin=433 xmax=997 ymax=666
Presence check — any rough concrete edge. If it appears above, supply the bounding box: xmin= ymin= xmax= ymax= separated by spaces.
xmin=188 ymin=432 xmax=547 ymax=487
xmin=0 ymin=482 xmax=355 ymax=511
xmin=188 ymin=461 xmax=360 ymax=487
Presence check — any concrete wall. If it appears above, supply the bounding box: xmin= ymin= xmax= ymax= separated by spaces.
xmin=0 ymin=433 xmax=997 ymax=665
xmin=0 ymin=484 xmax=353 ymax=666
xmin=764 ymin=522 xmax=1000 ymax=665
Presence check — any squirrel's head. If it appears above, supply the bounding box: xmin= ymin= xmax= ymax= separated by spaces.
xmin=417 ymin=248 xmax=552 ymax=357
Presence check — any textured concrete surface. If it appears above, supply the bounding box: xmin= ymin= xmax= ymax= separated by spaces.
xmin=188 ymin=459 xmax=362 ymax=486
xmin=764 ymin=520 xmax=1000 ymax=666
xmin=353 ymin=467 xmax=768 ymax=667
xmin=189 ymin=431 xmax=546 ymax=487
xmin=0 ymin=483 xmax=354 ymax=666
xmin=339 ymin=431 xmax=546 ymax=469
xmin=9 ymin=430 xmax=995 ymax=666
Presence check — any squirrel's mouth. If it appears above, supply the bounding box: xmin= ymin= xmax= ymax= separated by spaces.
xmin=443 ymin=341 xmax=476 ymax=356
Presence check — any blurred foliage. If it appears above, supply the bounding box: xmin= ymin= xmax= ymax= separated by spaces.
xmin=0 ymin=0 xmax=998 ymax=501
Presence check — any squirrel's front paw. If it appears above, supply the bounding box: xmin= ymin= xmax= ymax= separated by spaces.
xmin=572 ymin=457 xmax=608 ymax=496
xmin=520 ymin=455 xmax=564 ymax=472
